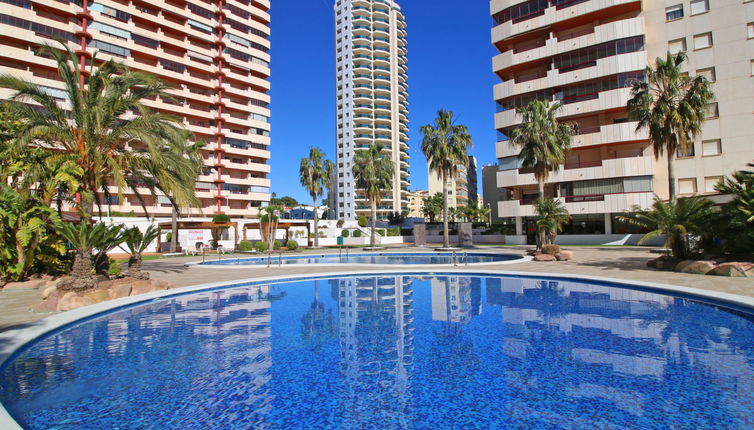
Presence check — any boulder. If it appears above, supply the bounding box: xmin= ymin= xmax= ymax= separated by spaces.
xmin=677 ymin=260 xmax=716 ymax=275
xmin=41 ymin=286 xmax=58 ymax=299
xmin=556 ymin=251 xmax=574 ymax=261
xmin=4 ymin=279 xmax=48 ymax=290
xmin=32 ymin=295 xmax=59 ymax=313
xmin=713 ymin=262 xmax=754 ymax=277
xmin=82 ymin=289 xmax=111 ymax=305
xmin=108 ymin=282 xmax=133 ymax=300
xmin=57 ymin=292 xmax=80 ymax=311
xmin=129 ymin=279 xmax=157 ymax=296
xmin=533 ymin=254 xmax=557 ymax=262
xmin=648 ymin=255 xmax=677 ymax=270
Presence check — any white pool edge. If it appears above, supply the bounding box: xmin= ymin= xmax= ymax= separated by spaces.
xmin=1 ymin=268 xmax=753 ymax=429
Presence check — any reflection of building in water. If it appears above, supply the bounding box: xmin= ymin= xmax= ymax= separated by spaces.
xmin=430 ymin=277 xmax=482 ymax=324
xmin=485 ymin=277 xmax=754 ymax=423
xmin=334 ymin=276 xmax=414 ymax=426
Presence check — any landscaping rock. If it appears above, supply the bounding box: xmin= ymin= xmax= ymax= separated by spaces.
xmin=556 ymin=251 xmax=574 ymax=261
xmin=32 ymin=295 xmax=59 ymax=313
xmin=648 ymin=255 xmax=678 ymax=270
xmin=82 ymin=289 xmax=111 ymax=305
xmin=713 ymin=262 xmax=754 ymax=277
xmin=108 ymin=282 xmax=133 ymax=300
xmin=533 ymin=254 xmax=557 ymax=262
xmin=3 ymin=279 xmax=49 ymax=290
xmin=41 ymin=286 xmax=57 ymax=299
xmin=677 ymin=260 xmax=716 ymax=275
xmin=57 ymin=292 xmax=79 ymax=311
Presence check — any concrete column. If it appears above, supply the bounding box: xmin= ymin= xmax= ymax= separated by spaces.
xmin=515 ymin=217 xmax=523 ymax=236
xmin=604 ymin=213 xmax=612 ymax=235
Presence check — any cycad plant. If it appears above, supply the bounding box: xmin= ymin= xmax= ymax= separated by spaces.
xmin=509 ymin=100 xmax=575 ymax=200
xmin=421 ymin=109 xmax=473 ymax=248
xmin=627 ymin=51 xmax=714 ymax=200
xmin=534 ymin=198 xmax=571 ymax=250
xmin=619 ymin=196 xmax=713 ymax=259
xmin=715 ymin=162 xmax=754 ymax=254
xmin=120 ymin=225 xmax=159 ymax=279
xmin=299 ymin=147 xmax=334 ymax=247
xmin=56 ymin=222 xmax=124 ymax=290
xmin=0 ymin=43 xmax=203 ymax=220
xmin=352 ymin=142 xmax=394 ymax=248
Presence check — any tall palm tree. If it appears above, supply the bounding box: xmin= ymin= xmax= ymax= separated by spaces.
xmin=352 ymin=142 xmax=394 ymax=248
xmin=627 ymin=51 xmax=714 ymax=200
xmin=299 ymin=147 xmax=334 ymax=247
xmin=534 ymin=198 xmax=571 ymax=249
xmin=0 ymin=43 xmax=203 ymax=220
xmin=421 ymin=109 xmax=473 ymax=248
xmin=509 ymin=100 xmax=575 ymax=200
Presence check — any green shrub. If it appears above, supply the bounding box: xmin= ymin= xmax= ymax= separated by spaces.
xmin=273 ymin=240 xmax=282 ymax=250
xmin=336 ymin=219 xmax=344 ymax=228
xmin=353 ymin=230 xmax=362 ymax=238
xmin=376 ymin=229 xmax=386 ymax=236
xmin=387 ymin=227 xmax=400 ymax=237
xmin=341 ymin=229 xmax=350 ymax=238
xmin=255 ymin=241 xmax=268 ymax=253
xmin=286 ymin=240 xmax=299 ymax=251
xmin=238 ymin=240 xmax=253 ymax=252
xmin=165 ymin=232 xmax=172 ymax=243
xmin=541 ymin=244 xmax=561 ymax=256
xmin=108 ymin=259 xmax=122 ymax=277
xmin=212 ymin=214 xmax=231 ymax=223
xmin=358 ymin=216 xmax=368 ymax=227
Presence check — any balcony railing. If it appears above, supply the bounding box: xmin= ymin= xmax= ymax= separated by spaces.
xmin=564 ymin=160 xmax=601 ymax=170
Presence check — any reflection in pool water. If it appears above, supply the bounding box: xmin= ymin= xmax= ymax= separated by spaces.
xmin=1 ymin=275 xmax=753 ymax=429
xmin=197 ymin=252 xmax=523 ymax=266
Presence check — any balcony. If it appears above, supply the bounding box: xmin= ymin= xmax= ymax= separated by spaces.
xmin=498 ymin=191 xmax=654 ymax=217
xmin=496 ymin=155 xmax=654 ymax=188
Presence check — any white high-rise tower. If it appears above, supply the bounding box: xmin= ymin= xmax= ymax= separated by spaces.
xmin=334 ymin=0 xmax=410 ymax=221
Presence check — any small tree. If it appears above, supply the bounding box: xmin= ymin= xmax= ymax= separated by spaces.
xmin=260 ymin=205 xmax=282 ymax=252
xmin=119 ymin=225 xmax=159 ymax=279
xmin=534 ymin=199 xmax=571 ymax=250
xmin=421 ymin=193 xmax=443 ymax=223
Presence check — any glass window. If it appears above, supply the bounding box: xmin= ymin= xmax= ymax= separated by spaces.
xmin=702 ymin=139 xmax=722 ymax=156
xmin=748 ymin=23 xmax=754 ymax=39
xmin=694 ymin=32 xmax=713 ymax=50
xmin=678 ymin=178 xmax=697 ymax=194
xmin=705 ymin=103 xmax=719 ymax=118
xmin=668 ymin=38 xmax=686 ymax=54
xmin=704 ymin=176 xmax=723 ymax=193
xmin=697 ymin=67 xmax=716 ymax=82
xmin=666 ymin=4 xmax=684 ymax=20
xmin=690 ymin=0 xmax=709 ymax=15
xmin=677 ymin=144 xmax=695 ymax=158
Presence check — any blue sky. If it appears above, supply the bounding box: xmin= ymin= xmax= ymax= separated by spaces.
xmin=268 ymin=0 xmax=499 ymax=204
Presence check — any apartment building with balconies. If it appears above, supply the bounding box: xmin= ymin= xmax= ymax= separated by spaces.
xmin=428 ymin=156 xmax=479 ymax=210
xmin=334 ymin=0 xmax=410 ymax=221
xmin=490 ymin=0 xmax=754 ymax=243
xmin=0 ymin=0 xmax=272 ymax=218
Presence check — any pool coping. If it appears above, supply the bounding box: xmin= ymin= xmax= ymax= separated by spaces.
xmin=1 ymin=268 xmax=753 ymax=429
xmin=185 ymin=251 xmax=532 ymax=268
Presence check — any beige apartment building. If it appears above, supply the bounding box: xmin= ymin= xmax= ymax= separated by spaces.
xmin=491 ymin=0 xmax=754 ymax=240
xmin=334 ymin=0 xmax=410 ymax=221
xmin=406 ymin=189 xmax=427 ymax=218
xmin=0 ymin=0 xmax=272 ymax=218
xmin=428 ymin=156 xmax=479 ymax=210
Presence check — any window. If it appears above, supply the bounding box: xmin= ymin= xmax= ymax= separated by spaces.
xmin=693 ymin=32 xmax=713 ymax=50
xmin=702 ymin=139 xmax=722 ymax=156
xmin=677 ymin=144 xmax=695 ymax=158
xmin=690 ymin=0 xmax=709 ymax=15
xmin=668 ymin=38 xmax=686 ymax=54
xmin=666 ymin=4 xmax=684 ymax=21
xmin=705 ymin=103 xmax=719 ymax=118
xmin=751 ymin=60 xmax=754 ymax=76
xmin=748 ymin=22 xmax=754 ymax=39
xmin=678 ymin=178 xmax=697 ymax=194
xmin=697 ymin=67 xmax=716 ymax=82
xmin=704 ymin=176 xmax=723 ymax=193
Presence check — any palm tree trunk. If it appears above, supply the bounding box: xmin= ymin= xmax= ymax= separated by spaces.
xmin=313 ymin=196 xmax=319 ymax=248
xmin=65 ymin=251 xmax=97 ymax=291
xmin=538 ymin=178 xmax=545 ymax=201
xmin=442 ymin=175 xmax=450 ymax=248
xmin=370 ymin=199 xmax=377 ymax=248
xmin=170 ymin=206 xmax=178 ymax=253
xmin=667 ymin=152 xmax=676 ymax=201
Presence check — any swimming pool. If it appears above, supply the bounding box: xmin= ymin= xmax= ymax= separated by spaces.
xmin=1 ymin=273 xmax=752 ymax=429
xmin=195 ymin=252 xmax=526 ymax=266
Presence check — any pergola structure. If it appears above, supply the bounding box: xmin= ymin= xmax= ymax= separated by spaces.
xmin=156 ymin=220 xmax=239 ymax=252
xmin=242 ymin=221 xmax=311 ymax=247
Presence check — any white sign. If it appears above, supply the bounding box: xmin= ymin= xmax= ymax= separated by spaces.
xmin=188 ymin=230 xmax=204 ymax=241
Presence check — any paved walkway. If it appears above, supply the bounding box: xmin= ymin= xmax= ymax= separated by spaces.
xmin=1 ymin=246 xmax=752 ymax=331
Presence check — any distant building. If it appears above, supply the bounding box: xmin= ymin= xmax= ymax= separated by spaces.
xmin=406 ymin=190 xmax=428 ymax=218
xmin=428 ymin=156 xmax=478 ymax=210
xmin=283 ymin=206 xmax=327 ymax=220
xmin=482 ymin=164 xmax=510 ymax=222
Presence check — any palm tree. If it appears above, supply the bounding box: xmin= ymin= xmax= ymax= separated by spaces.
xmin=55 ymin=222 xmax=124 ymax=290
xmin=421 ymin=109 xmax=473 ymax=248
xmin=119 ymin=225 xmax=159 ymax=279
xmin=618 ymin=196 xmax=713 ymax=259
xmin=509 ymin=100 xmax=575 ymax=200
xmin=627 ymin=51 xmax=714 ymax=200
xmin=260 ymin=204 xmax=282 ymax=251
xmin=534 ymin=198 xmax=571 ymax=249
xmin=352 ymin=142 xmax=394 ymax=248
xmin=299 ymin=147 xmax=334 ymax=247
xmin=421 ymin=192 xmax=443 ymax=223
xmin=0 ymin=43 xmax=203 ymax=220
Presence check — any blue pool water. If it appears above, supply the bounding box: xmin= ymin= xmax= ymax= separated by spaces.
xmin=199 ymin=252 xmax=522 ymax=266
xmin=1 ymin=274 xmax=753 ymax=429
